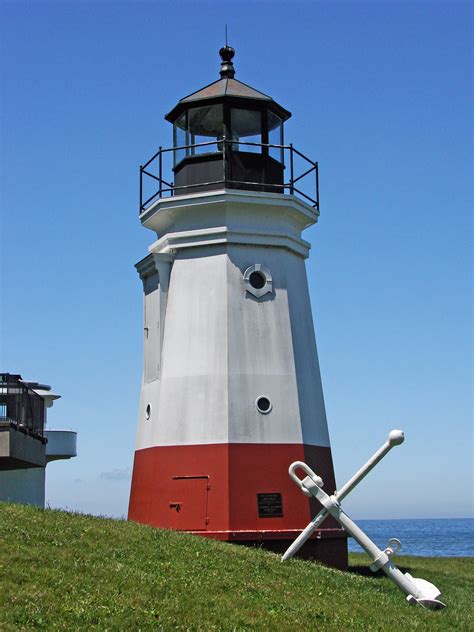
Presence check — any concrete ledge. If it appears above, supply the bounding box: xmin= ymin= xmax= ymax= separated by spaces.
xmin=45 ymin=430 xmax=77 ymax=462
xmin=0 ymin=427 xmax=46 ymax=470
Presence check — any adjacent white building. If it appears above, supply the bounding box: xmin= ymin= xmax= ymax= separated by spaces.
xmin=0 ymin=373 xmax=77 ymax=507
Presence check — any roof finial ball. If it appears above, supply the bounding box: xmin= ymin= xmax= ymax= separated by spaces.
xmin=219 ymin=45 xmax=235 ymax=79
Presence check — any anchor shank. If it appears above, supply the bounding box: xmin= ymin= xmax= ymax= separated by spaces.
xmin=336 ymin=430 xmax=404 ymax=502
xmin=336 ymin=441 xmax=392 ymax=500
xmin=309 ymin=482 xmax=428 ymax=604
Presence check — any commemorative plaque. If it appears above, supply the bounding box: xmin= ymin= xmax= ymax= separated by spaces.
xmin=257 ymin=492 xmax=283 ymax=518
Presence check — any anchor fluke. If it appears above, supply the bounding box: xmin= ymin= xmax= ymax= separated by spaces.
xmin=405 ymin=575 xmax=446 ymax=609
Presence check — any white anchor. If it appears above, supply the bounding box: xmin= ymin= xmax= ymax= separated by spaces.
xmin=283 ymin=430 xmax=446 ymax=610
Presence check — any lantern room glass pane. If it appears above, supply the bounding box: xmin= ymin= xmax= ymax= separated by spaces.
xmin=231 ymin=108 xmax=262 ymax=153
xmin=173 ymin=112 xmax=187 ymax=165
xmin=188 ymin=105 xmax=224 ymax=155
xmin=268 ymin=111 xmax=283 ymax=163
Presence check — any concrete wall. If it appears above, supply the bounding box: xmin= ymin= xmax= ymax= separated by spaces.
xmin=0 ymin=430 xmax=77 ymax=507
xmin=227 ymin=245 xmax=329 ymax=447
xmin=0 ymin=467 xmax=45 ymax=506
xmin=0 ymin=427 xmax=46 ymax=469
xmin=134 ymin=191 xmax=331 ymax=452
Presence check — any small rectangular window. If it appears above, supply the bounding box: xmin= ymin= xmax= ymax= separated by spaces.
xmin=144 ymin=272 xmax=160 ymax=382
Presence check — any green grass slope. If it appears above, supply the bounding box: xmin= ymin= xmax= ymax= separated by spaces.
xmin=0 ymin=503 xmax=472 ymax=630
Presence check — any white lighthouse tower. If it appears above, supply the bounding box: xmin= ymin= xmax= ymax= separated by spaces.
xmin=129 ymin=46 xmax=347 ymax=568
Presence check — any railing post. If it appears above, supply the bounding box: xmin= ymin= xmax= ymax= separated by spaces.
xmin=289 ymin=143 xmax=294 ymax=195
xmin=139 ymin=165 xmax=143 ymax=214
xmin=158 ymin=146 xmax=163 ymax=198
xmin=315 ymin=160 xmax=319 ymax=210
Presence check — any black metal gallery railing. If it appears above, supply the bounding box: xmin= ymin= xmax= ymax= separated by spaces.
xmin=0 ymin=373 xmax=45 ymax=438
xmin=139 ymin=139 xmax=319 ymax=214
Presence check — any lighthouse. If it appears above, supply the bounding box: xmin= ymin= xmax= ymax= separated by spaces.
xmin=128 ymin=46 xmax=347 ymax=568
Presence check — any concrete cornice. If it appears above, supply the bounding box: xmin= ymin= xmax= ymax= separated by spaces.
xmin=135 ymin=252 xmax=175 ymax=280
xmin=140 ymin=190 xmax=318 ymax=258
xmin=140 ymin=189 xmax=319 ymax=236
xmin=141 ymin=188 xmax=318 ymax=217
xmin=149 ymin=226 xmax=312 ymax=258
xmin=135 ymin=254 xmax=156 ymax=280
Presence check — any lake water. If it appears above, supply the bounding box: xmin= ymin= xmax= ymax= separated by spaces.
xmin=347 ymin=518 xmax=473 ymax=557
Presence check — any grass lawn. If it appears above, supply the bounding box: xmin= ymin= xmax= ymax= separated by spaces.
xmin=0 ymin=502 xmax=472 ymax=630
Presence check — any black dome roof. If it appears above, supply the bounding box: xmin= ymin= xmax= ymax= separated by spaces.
xmin=165 ymin=47 xmax=291 ymax=123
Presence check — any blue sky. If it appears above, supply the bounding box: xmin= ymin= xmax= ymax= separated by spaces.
xmin=1 ymin=1 xmax=471 ymax=520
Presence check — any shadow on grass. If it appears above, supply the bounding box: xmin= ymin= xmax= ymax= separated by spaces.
xmin=348 ymin=565 xmax=413 ymax=578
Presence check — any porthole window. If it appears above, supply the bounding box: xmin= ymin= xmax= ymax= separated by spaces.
xmin=145 ymin=403 xmax=152 ymax=420
xmin=243 ymin=264 xmax=272 ymax=298
xmin=256 ymin=396 xmax=272 ymax=414
xmin=249 ymin=270 xmax=266 ymax=290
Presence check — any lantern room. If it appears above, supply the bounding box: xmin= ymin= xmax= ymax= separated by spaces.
xmin=164 ymin=46 xmax=291 ymax=194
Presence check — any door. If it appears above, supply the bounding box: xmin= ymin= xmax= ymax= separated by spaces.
xmin=144 ymin=272 xmax=160 ymax=382
xmin=168 ymin=475 xmax=209 ymax=531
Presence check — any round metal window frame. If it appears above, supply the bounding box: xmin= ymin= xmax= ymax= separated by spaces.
xmin=243 ymin=264 xmax=273 ymax=298
xmin=255 ymin=396 xmax=273 ymax=415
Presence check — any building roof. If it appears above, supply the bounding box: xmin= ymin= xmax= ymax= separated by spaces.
xmin=165 ymin=47 xmax=291 ymax=123
xmin=181 ymin=77 xmax=273 ymax=104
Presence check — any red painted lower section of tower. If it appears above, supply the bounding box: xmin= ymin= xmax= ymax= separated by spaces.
xmin=128 ymin=443 xmax=347 ymax=567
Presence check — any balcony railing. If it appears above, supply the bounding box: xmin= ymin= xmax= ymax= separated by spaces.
xmin=139 ymin=139 xmax=319 ymax=214
xmin=0 ymin=373 xmax=45 ymax=438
